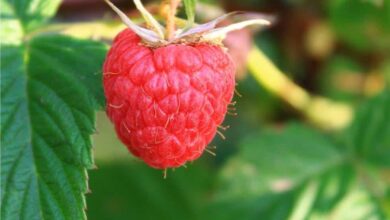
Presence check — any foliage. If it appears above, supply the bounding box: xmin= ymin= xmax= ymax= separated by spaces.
xmin=328 ymin=0 xmax=390 ymax=52
xmin=1 ymin=0 xmax=389 ymax=220
xmin=208 ymin=91 xmax=390 ymax=219
xmin=87 ymin=160 xmax=214 ymax=220
xmin=1 ymin=0 xmax=107 ymax=219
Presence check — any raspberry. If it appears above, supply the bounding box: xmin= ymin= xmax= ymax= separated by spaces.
xmin=103 ymin=29 xmax=235 ymax=169
xmin=103 ymin=0 xmax=270 ymax=169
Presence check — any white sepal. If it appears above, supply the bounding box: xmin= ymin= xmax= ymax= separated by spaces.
xmin=202 ymin=19 xmax=271 ymax=41
xmin=105 ymin=0 xmax=272 ymax=46
xmin=177 ymin=12 xmax=238 ymax=38
xmin=133 ymin=0 xmax=165 ymax=39
xmin=105 ymin=0 xmax=164 ymax=43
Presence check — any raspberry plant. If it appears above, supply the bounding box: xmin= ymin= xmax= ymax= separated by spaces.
xmin=1 ymin=0 xmax=389 ymax=220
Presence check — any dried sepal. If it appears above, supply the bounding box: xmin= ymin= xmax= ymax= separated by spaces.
xmin=105 ymin=0 xmax=164 ymax=43
xmin=177 ymin=12 xmax=238 ymax=38
xmin=105 ymin=0 xmax=272 ymax=46
xmin=202 ymin=19 xmax=271 ymax=42
xmin=134 ymin=0 xmax=165 ymax=39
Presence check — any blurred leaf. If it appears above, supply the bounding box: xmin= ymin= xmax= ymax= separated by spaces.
xmin=309 ymin=165 xmax=354 ymax=214
xmin=87 ymin=160 xmax=215 ymax=220
xmin=328 ymin=0 xmax=390 ymax=52
xmin=209 ymin=163 xmax=388 ymax=220
xmin=344 ymin=90 xmax=390 ymax=167
xmin=0 ymin=0 xmax=23 ymax=45
xmin=206 ymin=189 xmax=298 ymax=220
xmin=307 ymin=165 xmax=387 ymax=220
xmin=381 ymin=60 xmax=390 ymax=86
xmin=207 ymin=123 xmax=345 ymax=219
xmin=183 ymin=0 xmax=197 ymax=26
xmin=319 ymin=55 xmax=364 ymax=102
xmin=1 ymin=35 xmax=106 ymax=220
xmin=320 ymin=184 xmax=387 ymax=220
xmin=208 ymin=122 xmax=389 ymax=219
xmin=217 ymin=123 xmax=344 ymax=198
xmin=2 ymin=0 xmax=61 ymax=33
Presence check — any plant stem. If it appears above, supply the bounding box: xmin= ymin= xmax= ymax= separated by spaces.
xmin=165 ymin=0 xmax=181 ymax=40
xmin=247 ymin=47 xmax=353 ymax=131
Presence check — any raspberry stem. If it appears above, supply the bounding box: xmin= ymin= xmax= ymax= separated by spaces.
xmin=165 ymin=0 xmax=181 ymax=40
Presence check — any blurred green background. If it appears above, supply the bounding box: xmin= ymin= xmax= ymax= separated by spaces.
xmin=55 ymin=0 xmax=390 ymax=219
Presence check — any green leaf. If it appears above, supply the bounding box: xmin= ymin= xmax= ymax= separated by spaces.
xmin=29 ymin=35 xmax=107 ymax=108
xmin=1 ymin=34 xmax=107 ymax=220
xmin=307 ymin=171 xmax=388 ymax=220
xmin=319 ymin=55 xmax=364 ymax=102
xmin=0 ymin=0 xmax=23 ymax=45
xmin=208 ymin=122 xmax=389 ymax=220
xmin=183 ymin=0 xmax=197 ymax=26
xmin=87 ymin=160 xmax=215 ymax=220
xmin=217 ymin=123 xmax=344 ymax=199
xmin=207 ymin=123 xmax=346 ymax=219
xmin=2 ymin=0 xmax=61 ymax=33
xmin=345 ymin=90 xmax=390 ymax=167
xmin=209 ymin=163 xmax=388 ymax=220
xmin=328 ymin=0 xmax=390 ymax=52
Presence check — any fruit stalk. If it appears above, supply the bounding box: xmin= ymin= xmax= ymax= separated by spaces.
xmin=165 ymin=0 xmax=181 ymax=40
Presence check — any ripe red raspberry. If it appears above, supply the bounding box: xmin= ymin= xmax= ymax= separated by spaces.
xmin=103 ymin=29 xmax=236 ymax=169
xmin=103 ymin=0 xmax=270 ymax=169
